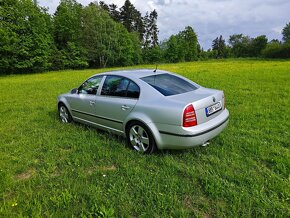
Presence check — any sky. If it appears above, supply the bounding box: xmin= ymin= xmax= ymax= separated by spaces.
xmin=38 ymin=0 xmax=290 ymax=49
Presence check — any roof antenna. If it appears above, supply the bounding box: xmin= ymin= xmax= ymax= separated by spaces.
xmin=153 ymin=64 xmax=158 ymax=73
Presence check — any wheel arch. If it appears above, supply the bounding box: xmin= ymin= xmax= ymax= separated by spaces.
xmin=124 ymin=114 xmax=163 ymax=150
xmin=57 ymin=97 xmax=73 ymax=117
xmin=58 ymin=101 xmax=66 ymax=109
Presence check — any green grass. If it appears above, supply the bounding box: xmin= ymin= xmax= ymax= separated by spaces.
xmin=0 ymin=59 xmax=289 ymax=217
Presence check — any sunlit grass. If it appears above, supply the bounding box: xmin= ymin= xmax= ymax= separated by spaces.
xmin=0 ymin=59 xmax=289 ymax=217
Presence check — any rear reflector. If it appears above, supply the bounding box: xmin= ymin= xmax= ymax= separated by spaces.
xmin=183 ymin=104 xmax=197 ymax=127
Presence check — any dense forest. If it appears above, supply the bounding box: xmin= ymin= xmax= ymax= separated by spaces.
xmin=0 ymin=0 xmax=290 ymax=74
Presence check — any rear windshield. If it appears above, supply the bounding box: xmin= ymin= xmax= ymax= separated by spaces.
xmin=141 ymin=73 xmax=198 ymax=96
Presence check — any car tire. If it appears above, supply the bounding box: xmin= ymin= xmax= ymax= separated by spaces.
xmin=58 ymin=104 xmax=73 ymax=123
xmin=126 ymin=121 xmax=157 ymax=154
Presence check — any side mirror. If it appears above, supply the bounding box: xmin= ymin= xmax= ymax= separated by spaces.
xmin=71 ymin=88 xmax=78 ymax=94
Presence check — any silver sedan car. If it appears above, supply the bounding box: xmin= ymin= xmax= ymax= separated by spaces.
xmin=58 ymin=69 xmax=229 ymax=153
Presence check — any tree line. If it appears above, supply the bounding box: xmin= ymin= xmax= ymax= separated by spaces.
xmin=205 ymin=28 xmax=290 ymax=59
xmin=0 ymin=0 xmax=289 ymax=75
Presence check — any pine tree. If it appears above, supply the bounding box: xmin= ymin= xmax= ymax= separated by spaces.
xmin=109 ymin=4 xmax=120 ymax=22
xmin=99 ymin=1 xmax=109 ymax=12
xmin=212 ymin=35 xmax=226 ymax=58
xmin=282 ymin=22 xmax=290 ymax=42
xmin=149 ymin=10 xmax=159 ymax=47
xmin=120 ymin=0 xmax=144 ymax=40
xmin=143 ymin=10 xmax=159 ymax=48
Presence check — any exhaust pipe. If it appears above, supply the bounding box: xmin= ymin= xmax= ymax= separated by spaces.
xmin=201 ymin=141 xmax=210 ymax=147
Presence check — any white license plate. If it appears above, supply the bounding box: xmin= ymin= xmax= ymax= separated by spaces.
xmin=205 ymin=101 xmax=222 ymax=116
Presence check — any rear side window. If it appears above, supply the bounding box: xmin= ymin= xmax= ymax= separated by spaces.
xmin=101 ymin=75 xmax=140 ymax=98
xmin=141 ymin=73 xmax=197 ymax=96
xmin=127 ymin=81 xmax=140 ymax=98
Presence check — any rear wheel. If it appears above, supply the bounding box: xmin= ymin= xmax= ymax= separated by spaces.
xmin=126 ymin=121 xmax=157 ymax=154
xmin=58 ymin=104 xmax=72 ymax=123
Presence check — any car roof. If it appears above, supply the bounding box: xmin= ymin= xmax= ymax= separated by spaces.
xmin=95 ymin=69 xmax=170 ymax=79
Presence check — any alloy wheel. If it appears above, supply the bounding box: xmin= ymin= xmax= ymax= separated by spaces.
xmin=129 ymin=125 xmax=150 ymax=152
xmin=59 ymin=105 xmax=69 ymax=123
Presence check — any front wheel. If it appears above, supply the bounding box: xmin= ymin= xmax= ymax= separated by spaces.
xmin=58 ymin=104 xmax=72 ymax=123
xmin=126 ymin=121 xmax=157 ymax=154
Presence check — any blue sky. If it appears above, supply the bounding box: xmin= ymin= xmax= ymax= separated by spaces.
xmin=38 ymin=0 xmax=290 ymax=49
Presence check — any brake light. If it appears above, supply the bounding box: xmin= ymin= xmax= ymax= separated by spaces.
xmin=183 ymin=104 xmax=197 ymax=127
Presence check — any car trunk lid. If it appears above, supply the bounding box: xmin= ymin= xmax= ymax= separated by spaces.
xmin=168 ymin=87 xmax=225 ymax=125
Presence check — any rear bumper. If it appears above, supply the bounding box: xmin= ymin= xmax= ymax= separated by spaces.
xmin=154 ymin=109 xmax=229 ymax=149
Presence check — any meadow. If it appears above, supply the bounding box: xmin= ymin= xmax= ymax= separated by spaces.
xmin=0 ymin=59 xmax=289 ymax=217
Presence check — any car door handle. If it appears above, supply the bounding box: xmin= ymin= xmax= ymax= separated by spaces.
xmin=89 ymin=101 xmax=95 ymax=105
xmin=121 ymin=105 xmax=130 ymax=110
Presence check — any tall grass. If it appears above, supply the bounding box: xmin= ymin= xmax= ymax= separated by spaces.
xmin=0 ymin=59 xmax=289 ymax=217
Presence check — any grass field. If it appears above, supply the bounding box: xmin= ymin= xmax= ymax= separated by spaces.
xmin=0 ymin=59 xmax=289 ymax=217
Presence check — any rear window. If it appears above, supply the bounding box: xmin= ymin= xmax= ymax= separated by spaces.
xmin=141 ymin=73 xmax=197 ymax=96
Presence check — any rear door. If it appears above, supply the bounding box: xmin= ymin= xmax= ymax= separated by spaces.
xmin=94 ymin=75 xmax=140 ymax=131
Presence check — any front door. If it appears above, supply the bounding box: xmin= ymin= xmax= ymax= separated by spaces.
xmin=68 ymin=75 xmax=104 ymax=124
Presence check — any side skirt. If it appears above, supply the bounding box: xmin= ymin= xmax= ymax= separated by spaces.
xmin=73 ymin=116 xmax=125 ymax=136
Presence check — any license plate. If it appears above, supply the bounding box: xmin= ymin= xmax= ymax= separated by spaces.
xmin=205 ymin=101 xmax=222 ymax=116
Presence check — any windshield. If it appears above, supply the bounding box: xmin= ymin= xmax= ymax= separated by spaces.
xmin=141 ymin=73 xmax=198 ymax=96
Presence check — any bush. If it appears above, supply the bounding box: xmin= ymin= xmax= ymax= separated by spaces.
xmin=262 ymin=42 xmax=290 ymax=58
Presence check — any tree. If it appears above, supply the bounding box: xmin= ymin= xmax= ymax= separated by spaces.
xmin=212 ymin=35 xmax=226 ymax=58
xmin=228 ymin=34 xmax=268 ymax=57
xmin=163 ymin=35 xmax=179 ymax=63
xmin=251 ymin=35 xmax=268 ymax=57
xmin=99 ymin=1 xmax=121 ymax=22
xmin=177 ymin=26 xmax=198 ymax=61
xmin=0 ymin=0 xmax=53 ymax=74
xmin=0 ymin=0 xmax=157 ymax=74
xmin=109 ymin=4 xmax=121 ymax=22
xmin=162 ymin=26 xmax=198 ymax=63
xmin=99 ymin=1 xmax=109 ymax=12
xmin=120 ymin=0 xmax=135 ymax=32
xmin=52 ymin=0 xmax=87 ymax=69
xmin=228 ymin=34 xmax=252 ymax=57
xmin=142 ymin=10 xmax=160 ymax=63
xmin=53 ymin=0 xmax=83 ymax=49
xmin=81 ymin=4 xmax=141 ymax=68
xmin=262 ymin=41 xmax=290 ymax=59
xmin=120 ymin=0 xmax=144 ymax=40
xmin=143 ymin=10 xmax=159 ymax=48
xmin=129 ymin=32 xmax=142 ymax=64
xmin=282 ymin=22 xmax=290 ymax=43
xmin=269 ymin=39 xmax=281 ymax=44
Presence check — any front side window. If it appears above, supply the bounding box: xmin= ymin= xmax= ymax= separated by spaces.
xmin=101 ymin=75 xmax=140 ymax=98
xmin=78 ymin=76 xmax=103 ymax=95
xmin=141 ymin=73 xmax=197 ymax=96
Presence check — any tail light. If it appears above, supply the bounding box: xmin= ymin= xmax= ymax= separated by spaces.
xmin=183 ymin=104 xmax=197 ymax=127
